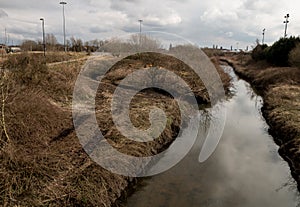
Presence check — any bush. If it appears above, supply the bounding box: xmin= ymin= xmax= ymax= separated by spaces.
xmin=289 ymin=43 xmax=300 ymax=68
xmin=3 ymin=53 xmax=48 ymax=86
xmin=251 ymin=44 xmax=268 ymax=61
xmin=266 ymin=37 xmax=300 ymax=66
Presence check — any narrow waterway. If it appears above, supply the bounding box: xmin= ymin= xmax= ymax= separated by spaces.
xmin=123 ymin=66 xmax=300 ymax=207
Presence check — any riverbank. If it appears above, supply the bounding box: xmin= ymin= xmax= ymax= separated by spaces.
xmin=0 ymin=52 xmax=230 ymax=206
xmin=221 ymin=54 xmax=300 ymax=190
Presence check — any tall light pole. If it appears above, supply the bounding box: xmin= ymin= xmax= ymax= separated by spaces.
xmin=284 ymin=14 xmax=289 ymax=38
xmin=60 ymin=1 xmax=67 ymax=52
xmin=40 ymin=18 xmax=46 ymax=57
xmin=262 ymin=28 xmax=265 ymax=45
xmin=138 ymin=19 xmax=143 ymax=45
xmin=4 ymin=28 xmax=7 ymax=45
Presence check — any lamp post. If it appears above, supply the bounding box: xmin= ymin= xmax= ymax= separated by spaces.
xmin=60 ymin=1 xmax=67 ymax=52
xmin=262 ymin=28 xmax=265 ymax=45
xmin=40 ymin=18 xmax=46 ymax=57
xmin=4 ymin=28 xmax=7 ymax=45
xmin=284 ymin=14 xmax=289 ymax=38
xmin=138 ymin=19 xmax=143 ymax=45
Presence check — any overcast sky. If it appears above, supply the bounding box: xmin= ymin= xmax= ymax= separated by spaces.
xmin=0 ymin=0 xmax=300 ymax=49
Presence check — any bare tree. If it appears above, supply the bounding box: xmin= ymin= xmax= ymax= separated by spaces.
xmin=46 ymin=33 xmax=58 ymax=51
xmin=101 ymin=34 xmax=162 ymax=55
xmin=130 ymin=34 xmax=161 ymax=52
xmin=46 ymin=34 xmax=58 ymax=46
xmin=70 ymin=37 xmax=84 ymax=52
xmin=21 ymin=40 xmax=42 ymax=51
xmin=0 ymin=70 xmax=10 ymax=149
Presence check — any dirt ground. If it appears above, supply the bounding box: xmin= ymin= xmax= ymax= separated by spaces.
xmin=0 ymin=52 xmax=230 ymax=206
xmin=221 ymin=53 xmax=300 ymax=190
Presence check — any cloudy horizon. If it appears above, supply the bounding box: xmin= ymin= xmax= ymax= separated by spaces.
xmin=0 ymin=0 xmax=299 ymax=50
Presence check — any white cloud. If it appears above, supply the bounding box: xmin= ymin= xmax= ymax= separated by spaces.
xmin=0 ymin=9 xmax=8 ymax=18
xmin=0 ymin=0 xmax=299 ymax=48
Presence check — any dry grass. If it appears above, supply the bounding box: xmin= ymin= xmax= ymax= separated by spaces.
xmin=0 ymin=52 xmax=231 ymax=206
xmin=2 ymin=52 xmax=87 ymax=69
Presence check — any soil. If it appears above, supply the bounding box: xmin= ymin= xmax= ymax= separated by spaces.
xmin=221 ymin=53 xmax=300 ymax=190
xmin=0 ymin=52 xmax=230 ymax=206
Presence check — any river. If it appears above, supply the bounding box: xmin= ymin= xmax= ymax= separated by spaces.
xmin=121 ymin=65 xmax=300 ymax=207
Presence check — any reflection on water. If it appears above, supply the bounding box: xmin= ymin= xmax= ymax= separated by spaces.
xmin=124 ymin=66 xmax=299 ymax=207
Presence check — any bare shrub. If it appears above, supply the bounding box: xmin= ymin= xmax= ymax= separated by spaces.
xmin=130 ymin=34 xmax=162 ymax=52
xmin=100 ymin=34 xmax=162 ymax=55
xmin=289 ymin=43 xmax=300 ymax=68
xmin=7 ymin=54 xmax=48 ymax=86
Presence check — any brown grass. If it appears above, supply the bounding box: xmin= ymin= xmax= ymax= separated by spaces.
xmin=2 ymin=52 xmax=87 ymax=69
xmin=0 ymin=52 xmax=231 ymax=206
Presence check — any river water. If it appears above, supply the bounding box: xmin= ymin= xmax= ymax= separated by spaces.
xmin=123 ymin=66 xmax=299 ymax=207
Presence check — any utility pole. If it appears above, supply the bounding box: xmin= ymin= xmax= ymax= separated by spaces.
xmin=60 ymin=1 xmax=67 ymax=52
xmin=262 ymin=28 xmax=265 ymax=45
xmin=284 ymin=14 xmax=289 ymax=38
xmin=40 ymin=18 xmax=46 ymax=57
xmin=4 ymin=28 xmax=7 ymax=45
xmin=138 ymin=19 xmax=143 ymax=45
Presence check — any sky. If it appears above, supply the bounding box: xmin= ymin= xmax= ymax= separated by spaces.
xmin=0 ymin=0 xmax=300 ymax=49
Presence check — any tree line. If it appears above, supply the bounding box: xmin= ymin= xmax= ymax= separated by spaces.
xmin=21 ymin=34 xmax=105 ymax=52
xmin=252 ymin=36 xmax=300 ymax=67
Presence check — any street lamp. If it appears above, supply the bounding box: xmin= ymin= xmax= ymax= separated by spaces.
xmin=60 ymin=1 xmax=67 ymax=52
xmin=40 ymin=18 xmax=46 ymax=57
xmin=138 ymin=19 xmax=143 ymax=45
xmin=284 ymin=14 xmax=289 ymax=38
xmin=262 ymin=28 xmax=265 ymax=45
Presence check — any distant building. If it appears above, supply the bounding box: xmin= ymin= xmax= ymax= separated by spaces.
xmin=0 ymin=44 xmax=7 ymax=54
xmin=9 ymin=46 xmax=21 ymax=53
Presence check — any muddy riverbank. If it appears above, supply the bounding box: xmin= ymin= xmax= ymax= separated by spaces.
xmin=221 ymin=55 xmax=300 ymax=190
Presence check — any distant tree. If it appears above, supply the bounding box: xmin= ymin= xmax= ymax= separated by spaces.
xmin=46 ymin=34 xmax=58 ymax=46
xmin=66 ymin=39 xmax=71 ymax=51
xmin=99 ymin=35 xmax=162 ymax=55
xmin=46 ymin=34 xmax=58 ymax=51
xmin=130 ymin=34 xmax=161 ymax=51
xmin=266 ymin=36 xmax=300 ymax=66
xmin=251 ymin=44 xmax=268 ymax=61
xmin=21 ymin=40 xmax=41 ymax=51
xmin=69 ymin=37 xmax=84 ymax=52
xmin=100 ymin=38 xmax=131 ymax=56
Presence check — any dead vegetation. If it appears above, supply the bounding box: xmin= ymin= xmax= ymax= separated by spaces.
xmin=1 ymin=52 xmax=87 ymax=69
xmin=222 ymin=54 xmax=300 ymax=190
xmin=0 ymin=51 xmax=231 ymax=206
